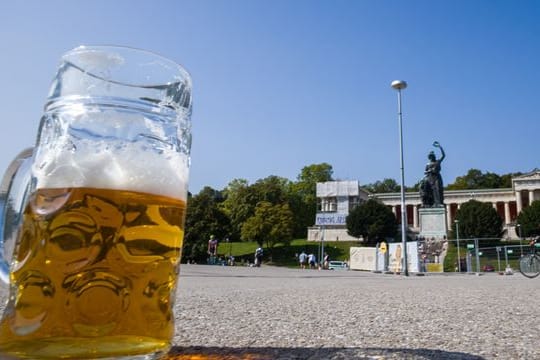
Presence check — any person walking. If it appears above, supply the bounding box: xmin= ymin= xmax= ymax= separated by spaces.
xmin=207 ymin=235 xmax=218 ymax=265
xmin=298 ymin=251 xmax=307 ymax=269
xmin=254 ymin=247 xmax=263 ymax=267
xmin=323 ymin=252 xmax=330 ymax=269
xmin=308 ymin=253 xmax=316 ymax=269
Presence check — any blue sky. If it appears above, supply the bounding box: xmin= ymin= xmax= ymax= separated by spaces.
xmin=0 ymin=1 xmax=539 ymax=194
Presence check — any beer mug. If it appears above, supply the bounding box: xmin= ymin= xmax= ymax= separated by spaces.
xmin=0 ymin=45 xmax=192 ymax=359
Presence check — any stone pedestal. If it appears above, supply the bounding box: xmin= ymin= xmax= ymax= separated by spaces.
xmin=418 ymin=207 xmax=448 ymax=272
xmin=418 ymin=207 xmax=448 ymax=239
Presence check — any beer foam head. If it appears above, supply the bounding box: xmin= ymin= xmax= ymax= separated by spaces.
xmin=33 ymin=142 xmax=189 ymax=201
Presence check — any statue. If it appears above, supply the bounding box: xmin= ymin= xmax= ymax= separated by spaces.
xmin=419 ymin=141 xmax=445 ymax=207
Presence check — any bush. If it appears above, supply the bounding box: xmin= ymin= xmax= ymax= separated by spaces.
xmin=454 ymin=200 xmax=503 ymax=239
xmin=517 ymin=200 xmax=540 ymax=238
xmin=346 ymin=199 xmax=397 ymax=245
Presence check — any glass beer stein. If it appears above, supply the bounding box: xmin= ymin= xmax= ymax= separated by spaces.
xmin=0 ymin=45 xmax=192 ymax=359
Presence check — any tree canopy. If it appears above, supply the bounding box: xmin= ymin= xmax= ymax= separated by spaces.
xmin=220 ymin=178 xmax=253 ymax=241
xmin=184 ymin=164 xmax=332 ymax=263
xmin=516 ymin=200 xmax=540 ymax=238
xmin=241 ymin=201 xmax=294 ymax=254
xmin=362 ymin=178 xmax=401 ymax=193
xmin=296 ymin=163 xmax=333 ymax=183
xmin=346 ymin=199 xmax=397 ymax=245
xmin=363 ymin=169 xmax=524 ymax=194
xmin=453 ymin=199 xmax=503 ymax=238
xmin=446 ymin=169 xmax=522 ymax=190
xmin=220 ymin=175 xmax=296 ymax=241
xmin=289 ymin=163 xmax=334 ymax=237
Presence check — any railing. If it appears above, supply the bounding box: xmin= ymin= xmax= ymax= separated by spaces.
xmin=440 ymin=238 xmax=526 ymax=273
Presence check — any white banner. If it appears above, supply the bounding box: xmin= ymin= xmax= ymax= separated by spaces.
xmin=388 ymin=242 xmax=419 ymax=273
xmin=350 ymin=242 xmax=420 ymax=273
xmin=317 ymin=181 xmax=359 ymax=197
xmin=349 ymin=247 xmax=376 ymax=271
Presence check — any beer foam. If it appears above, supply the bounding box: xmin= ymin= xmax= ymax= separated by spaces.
xmin=33 ymin=143 xmax=189 ymax=201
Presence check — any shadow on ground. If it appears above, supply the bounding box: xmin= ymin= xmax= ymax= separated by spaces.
xmin=164 ymin=346 xmax=484 ymax=360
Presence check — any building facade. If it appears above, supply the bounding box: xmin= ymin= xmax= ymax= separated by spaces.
xmin=308 ymin=171 xmax=540 ymax=241
xmin=308 ymin=180 xmax=369 ymax=241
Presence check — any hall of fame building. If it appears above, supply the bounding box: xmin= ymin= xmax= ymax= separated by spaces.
xmin=308 ymin=171 xmax=540 ymax=242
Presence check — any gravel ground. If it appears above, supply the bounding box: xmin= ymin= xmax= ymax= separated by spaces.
xmin=170 ymin=265 xmax=540 ymax=359
xmin=1 ymin=265 xmax=540 ymax=359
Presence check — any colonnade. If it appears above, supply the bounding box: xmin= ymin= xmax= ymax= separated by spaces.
xmin=390 ymin=199 xmax=518 ymax=230
xmin=381 ymin=187 xmax=532 ymax=231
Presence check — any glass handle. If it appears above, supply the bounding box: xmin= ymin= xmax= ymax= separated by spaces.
xmin=0 ymin=148 xmax=33 ymax=285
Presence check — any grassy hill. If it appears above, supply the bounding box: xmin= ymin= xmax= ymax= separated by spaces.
xmin=216 ymin=239 xmax=361 ymax=267
xmin=216 ymin=238 xmax=525 ymax=272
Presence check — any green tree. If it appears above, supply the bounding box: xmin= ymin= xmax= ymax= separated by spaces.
xmin=453 ymin=199 xmax=503 ymax=238
xmin=516 ymin=200 xmax=540 ymax=237
xmin=447 ymin=169 xmax=523 ymax=190
xmin=251 ymin=175 xmax=290 ymax=205
xmin=220 ymin=179 xmax=255 ymax=241
xmin=184 ymin=187 xmax=231 ymax=262
xmin=346 ymin=199 xmax=397 ymax=245
xmin=407 ymin=180 xmax=422 ymax=192
xmin=500 ymin=172 xmax=523 ymax=188
xmin=297 ymin=163 xmax=334 ymax=184
xmin=363 ymin=178 xmax=401 ymax=193
xmin=289 ymin=163 xmax=334 ymax=237
xmin=221 ymin=176 xmax=292 ymax=241
xmin=241 ymin=201 xmax=294 ymax=256
xmin=447 ymin=169 xmax=492 ymax=190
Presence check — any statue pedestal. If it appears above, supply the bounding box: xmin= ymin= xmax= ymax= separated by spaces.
xmin=418 ymin=207 xmax=448 ymax=272
xmin=418 ymin=207 xmax=447 ymax=239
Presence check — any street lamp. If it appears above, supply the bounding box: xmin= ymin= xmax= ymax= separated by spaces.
xmin=516 ymin=224 xmax=522 ymax=256
xmin=391 ymin=80 xmax=409 ymax=276
xmin=320 ymin=225 xmax=325 ymax=270
xmin=454 ymin=219 xmax=461 ymax=272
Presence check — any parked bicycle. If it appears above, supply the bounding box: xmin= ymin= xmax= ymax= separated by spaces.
xmin=519 ymin=237 xmax=540 ymax=278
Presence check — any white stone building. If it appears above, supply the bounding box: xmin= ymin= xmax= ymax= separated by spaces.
xmin=307 ymin=180 xmax=369 ymax=241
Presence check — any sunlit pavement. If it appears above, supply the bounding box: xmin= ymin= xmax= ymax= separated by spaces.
xmin=166 ymin=264 xmax=539 ymax=359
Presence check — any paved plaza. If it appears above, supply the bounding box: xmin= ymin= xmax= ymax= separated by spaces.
xmin=1 ymin=265 xmax=540 ymax=359
xmin=167 ymin=265 xmax=539 ymax=359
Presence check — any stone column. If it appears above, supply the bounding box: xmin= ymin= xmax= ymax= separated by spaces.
xmin=504 ymin=202 xmax=511 ymax=225
xmin=413 ymin=205 xmax=419 ymax=228
xmin=446 ymin=204 xmax=452 ymax=229
xmin=516 ymin=191 xmax=523 ymax=214
xmin=392 ymin=206 xmax=397 ymax=216
xmin=529 ymin=190 xmax=535 ymax=204
xmin=492 ymin=202 xmax=498 ymax=210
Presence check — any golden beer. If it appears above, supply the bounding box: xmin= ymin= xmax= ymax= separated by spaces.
xmin=0 ymin=187 xmax=186 ymax=359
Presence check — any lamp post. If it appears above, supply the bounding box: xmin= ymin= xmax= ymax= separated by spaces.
xmin=454 ymin=219 xmax=461 ymax=272
xmin=516 ymin=224 xmax=522 ymax=256
xmin=391 ymin=80 xmax=409 ymax=276
xmin=321 ymin=225 xmax=325 ymax=270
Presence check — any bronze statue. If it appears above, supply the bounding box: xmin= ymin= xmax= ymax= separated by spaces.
xmin=420 ymin=141 xmax=445 ymax=207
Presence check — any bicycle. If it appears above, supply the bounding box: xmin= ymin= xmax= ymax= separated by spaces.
xmin=519 ymin=238 xmax=540 ymax=278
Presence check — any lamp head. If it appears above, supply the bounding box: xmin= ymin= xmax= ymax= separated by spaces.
xmin=391 ymin=80 xmax=407 ymax=90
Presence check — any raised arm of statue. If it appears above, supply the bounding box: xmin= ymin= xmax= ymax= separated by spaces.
xmin=433 ymin=141 xmax=445 ymax=163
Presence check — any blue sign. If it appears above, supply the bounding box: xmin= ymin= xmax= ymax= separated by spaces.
xmin=315 ymin=213 xmax=347 ymax=225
